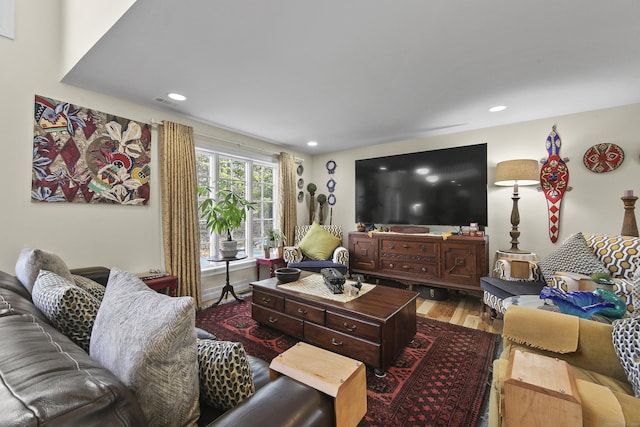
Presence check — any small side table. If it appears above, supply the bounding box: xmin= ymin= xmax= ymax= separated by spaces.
xmin=270 ymin=342 xmax=367 ymax=427
xmin=255 ymin=256 xmax=285 ymax=280
xmin=208 ymin=254 xmax=248 ymax=304
xmin=142 ymin=275 xmax=178 ymax=297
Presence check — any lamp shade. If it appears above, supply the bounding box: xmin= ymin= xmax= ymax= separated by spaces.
xmin=495 ymin=159 xmax=539 ymax=186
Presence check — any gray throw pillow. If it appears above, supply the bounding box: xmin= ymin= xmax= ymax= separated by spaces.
xmin=537 ymin=232 xmax=607 ymax=284
xmin=90 ymin=268 xmax=199 ymax=426
xmin=15 ymin=248 xmax=73 ymax=293
xmin=32 ymin=270 xmax=101 ymax=353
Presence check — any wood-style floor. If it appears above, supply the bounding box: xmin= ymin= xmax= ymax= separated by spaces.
xmin=416 ymin=291 xmax=503 ymax=335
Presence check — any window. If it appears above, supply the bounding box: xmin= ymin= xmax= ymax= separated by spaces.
xmin=196 ymin=148 xmax=277 ymax=268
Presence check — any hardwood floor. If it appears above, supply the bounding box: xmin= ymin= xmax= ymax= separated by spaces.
xmin=416 ymin=291 xmax=503 ymax=335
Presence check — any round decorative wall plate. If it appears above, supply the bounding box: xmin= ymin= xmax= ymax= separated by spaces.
xmin=583 ymin=143 xmax=625 ymax=173
xmin=297 ymin=178 xmax=304 ymax=189
xmin=297 ymin=191 xmax=304 ymax=202
xmin=297 ymin=164 xmax=304 ymax=176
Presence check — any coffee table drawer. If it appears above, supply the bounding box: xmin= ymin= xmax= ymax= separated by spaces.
xmin=285 ymin=299 xmax=325 ymax=324
xmin=253 ymin=289 xmax=284 ymax=311
xmin=252 ymin=304 xmax=303 ymax=339
xmin=304 ymin=322 xmax=380 ymax=368
xmin=326 ymin=311 xmax=380 ymax=342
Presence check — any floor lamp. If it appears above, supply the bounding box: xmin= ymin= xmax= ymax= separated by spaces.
xmin=495 ymin=159 xmax=539 ymax=254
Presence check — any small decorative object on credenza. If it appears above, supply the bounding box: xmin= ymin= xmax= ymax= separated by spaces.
xmin=621 ymin=189 xmax=638 ymax=237
xmin=495 ymin=158 xmax=540 ymax=253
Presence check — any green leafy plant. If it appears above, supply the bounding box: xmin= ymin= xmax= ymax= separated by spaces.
xmin=197 ymin=184 xmax=257 ymax=241
xmin=266 ymin=229 xmax=287 ymax=247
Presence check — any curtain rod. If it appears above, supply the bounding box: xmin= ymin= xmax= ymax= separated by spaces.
xmin=150 ymin=119 xmax=304 ymax=163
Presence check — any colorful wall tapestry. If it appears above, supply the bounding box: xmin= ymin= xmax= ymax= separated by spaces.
xmin=32 ymin=95 xmax=151 ymax=205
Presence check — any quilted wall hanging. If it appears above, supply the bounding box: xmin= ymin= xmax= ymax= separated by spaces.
xmin=32 ymin=95 xmax=151 ymax=205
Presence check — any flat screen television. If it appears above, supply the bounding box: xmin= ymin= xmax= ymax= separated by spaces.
xmin=355 ymin=143 xmax=487 ymax=228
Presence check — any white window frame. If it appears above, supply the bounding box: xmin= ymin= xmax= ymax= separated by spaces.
xmin=196 ymin=144 xmax=278 ymax=272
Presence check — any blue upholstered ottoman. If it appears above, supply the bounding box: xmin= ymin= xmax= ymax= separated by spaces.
xmin=480 ymin=276 xmax=545 ymax=319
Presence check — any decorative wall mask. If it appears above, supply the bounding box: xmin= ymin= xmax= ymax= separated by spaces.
xmin=540 ymin=126 xmax=569 ymax=243
xmin=32 ymin=95 xmax=151 ymax=205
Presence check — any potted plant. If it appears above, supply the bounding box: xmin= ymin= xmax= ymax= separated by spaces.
xmin=198 ymin=184 xmax=257 ymax=258
xmin=266 ymin=229 xmax=287 ymax=258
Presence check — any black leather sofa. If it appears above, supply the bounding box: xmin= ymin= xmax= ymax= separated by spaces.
xmin=0 ymin=268 xmax=333 ymax=427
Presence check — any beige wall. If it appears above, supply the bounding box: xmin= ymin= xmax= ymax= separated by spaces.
xmin=3 ymin=0 xmax=638 ymax=298
xmin=309 ymin=104 xmax=640 ymax=260
xmin=1 ymin=0 xmax=305 ymax=303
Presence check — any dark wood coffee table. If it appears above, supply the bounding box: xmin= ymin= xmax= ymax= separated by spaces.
xmin=251 ymin=273 xmax=419 ymax=376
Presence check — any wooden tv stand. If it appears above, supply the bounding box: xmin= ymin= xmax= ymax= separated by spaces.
xmin=349 ymin=232 xmax=488 ymax=293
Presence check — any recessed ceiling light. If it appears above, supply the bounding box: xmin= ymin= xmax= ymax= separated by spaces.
xmin=307 ymin=141 xmax=318 ymax=147
xmin=489 ymin=105 xmax=507 ymax=112
xmin=168 ymin=93 xmax=187 ymax=101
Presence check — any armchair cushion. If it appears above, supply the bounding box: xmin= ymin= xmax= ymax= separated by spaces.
xmin=537 ymin=232 xmax=608 ymax=284
xmin=298 ymin=222 xmax=341 ymax=261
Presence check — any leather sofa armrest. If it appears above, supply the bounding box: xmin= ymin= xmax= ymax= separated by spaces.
xmin=206 ymin=375 xmax=333 ymax=427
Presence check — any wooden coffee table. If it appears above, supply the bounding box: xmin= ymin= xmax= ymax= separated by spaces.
xmin=251 ymin=273 xmax=419 ymax=376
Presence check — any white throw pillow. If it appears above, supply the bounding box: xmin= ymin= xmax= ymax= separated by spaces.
xmin=90 ymin=268 xmax=199 ymax=426
xmin=611 ymin=317 xmax=640 ymax=397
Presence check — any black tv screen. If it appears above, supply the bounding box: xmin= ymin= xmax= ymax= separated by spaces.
xmin=355 ymin=143 xmax=487 ymax=227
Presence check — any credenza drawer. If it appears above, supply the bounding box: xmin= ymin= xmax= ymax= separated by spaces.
xmin=325 ymin=311 xmax=380 ymax=342
xmin=379 ymin=259 xmax=438 ymax=278
xmin=252 ymin=304 xmax=303 ymax=339
xmin=253 ymin=290 xmax=284 ymax=311
xmin=380 ymin=238 xmax=437 ymax=256
xmin=285 ymin=299 xmax=325 ymax=324
xmin=304 ymin=322 xmax=380 ymax=368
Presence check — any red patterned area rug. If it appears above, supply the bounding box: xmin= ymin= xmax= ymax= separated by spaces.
xmin=196 ymin=296 xmax=498 ymax=427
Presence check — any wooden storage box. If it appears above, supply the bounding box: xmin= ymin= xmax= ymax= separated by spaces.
xmin=270 ymin=342 xmax=367 ymax=427
xmin=503 ymin=349 xmax=582 ymax=427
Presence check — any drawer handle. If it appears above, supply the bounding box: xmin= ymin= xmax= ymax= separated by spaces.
xmin=421 ymin=267 xmax=427 ymax=272
xmin=261 ymin=297 xmax=271 ymax=304
xmin=297 ymin=308 xmax=308 ymax=315
xmin=331 ymin=338 xmax=343 ymax=347
xmin=402 ymin=244 xmax=409 ymax=248
xmin=268 ymin=316 xmax=278 ymax=324
xmin=388 ymin=243 xmax=394 ymax=249
xmin=389 ymin=263 xmax=394 ymax=268
xmin=343 ymin=322 xmax=357 ymax=332
xmin=402 ymin=265 xmax=411 ymax=270
xmin=420 ymin=245 xmax=426 ymax=252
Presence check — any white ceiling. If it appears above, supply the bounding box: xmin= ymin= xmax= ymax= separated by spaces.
xmin=62 ymin=0 xmax=640 ymax=154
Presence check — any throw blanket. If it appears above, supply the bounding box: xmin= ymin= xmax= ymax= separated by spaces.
xmin=503 ymin=305 xmax=579 ymax=353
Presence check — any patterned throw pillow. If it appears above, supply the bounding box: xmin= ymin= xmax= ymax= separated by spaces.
xmin=298 ymin=222 xmax=342 ymax=260
xmin=197 ymin=339 xmax=255 ymax=410
xmin=90 ymin=268 xmax=199 ymax=427
xmin=31 ymin=270 xmax=101 ymax=353
xmin=15 ymin=248 xmax=74 ymax=294
xmin=537 ymin=232 xmax=608 ymax=284
xmin=612 ymin=317 xmax=640 ymax=397
xmin=72 ymin=274 xmax=106 ymax=301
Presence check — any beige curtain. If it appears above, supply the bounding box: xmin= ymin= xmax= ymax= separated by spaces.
xmin=279 ymin=152 xmax=297 ymax=245
xmin=160 ymin=121 xmax=201 ymax=307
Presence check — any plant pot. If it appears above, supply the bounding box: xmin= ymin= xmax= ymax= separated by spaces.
xmin=220 ymin=240 xmax=238 ymax=258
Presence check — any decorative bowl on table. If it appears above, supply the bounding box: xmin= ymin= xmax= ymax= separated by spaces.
xmin=539 ymin=286 xmax=615 ymax=319
xmin=275 ymin=267 xmax=301 ymax=283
